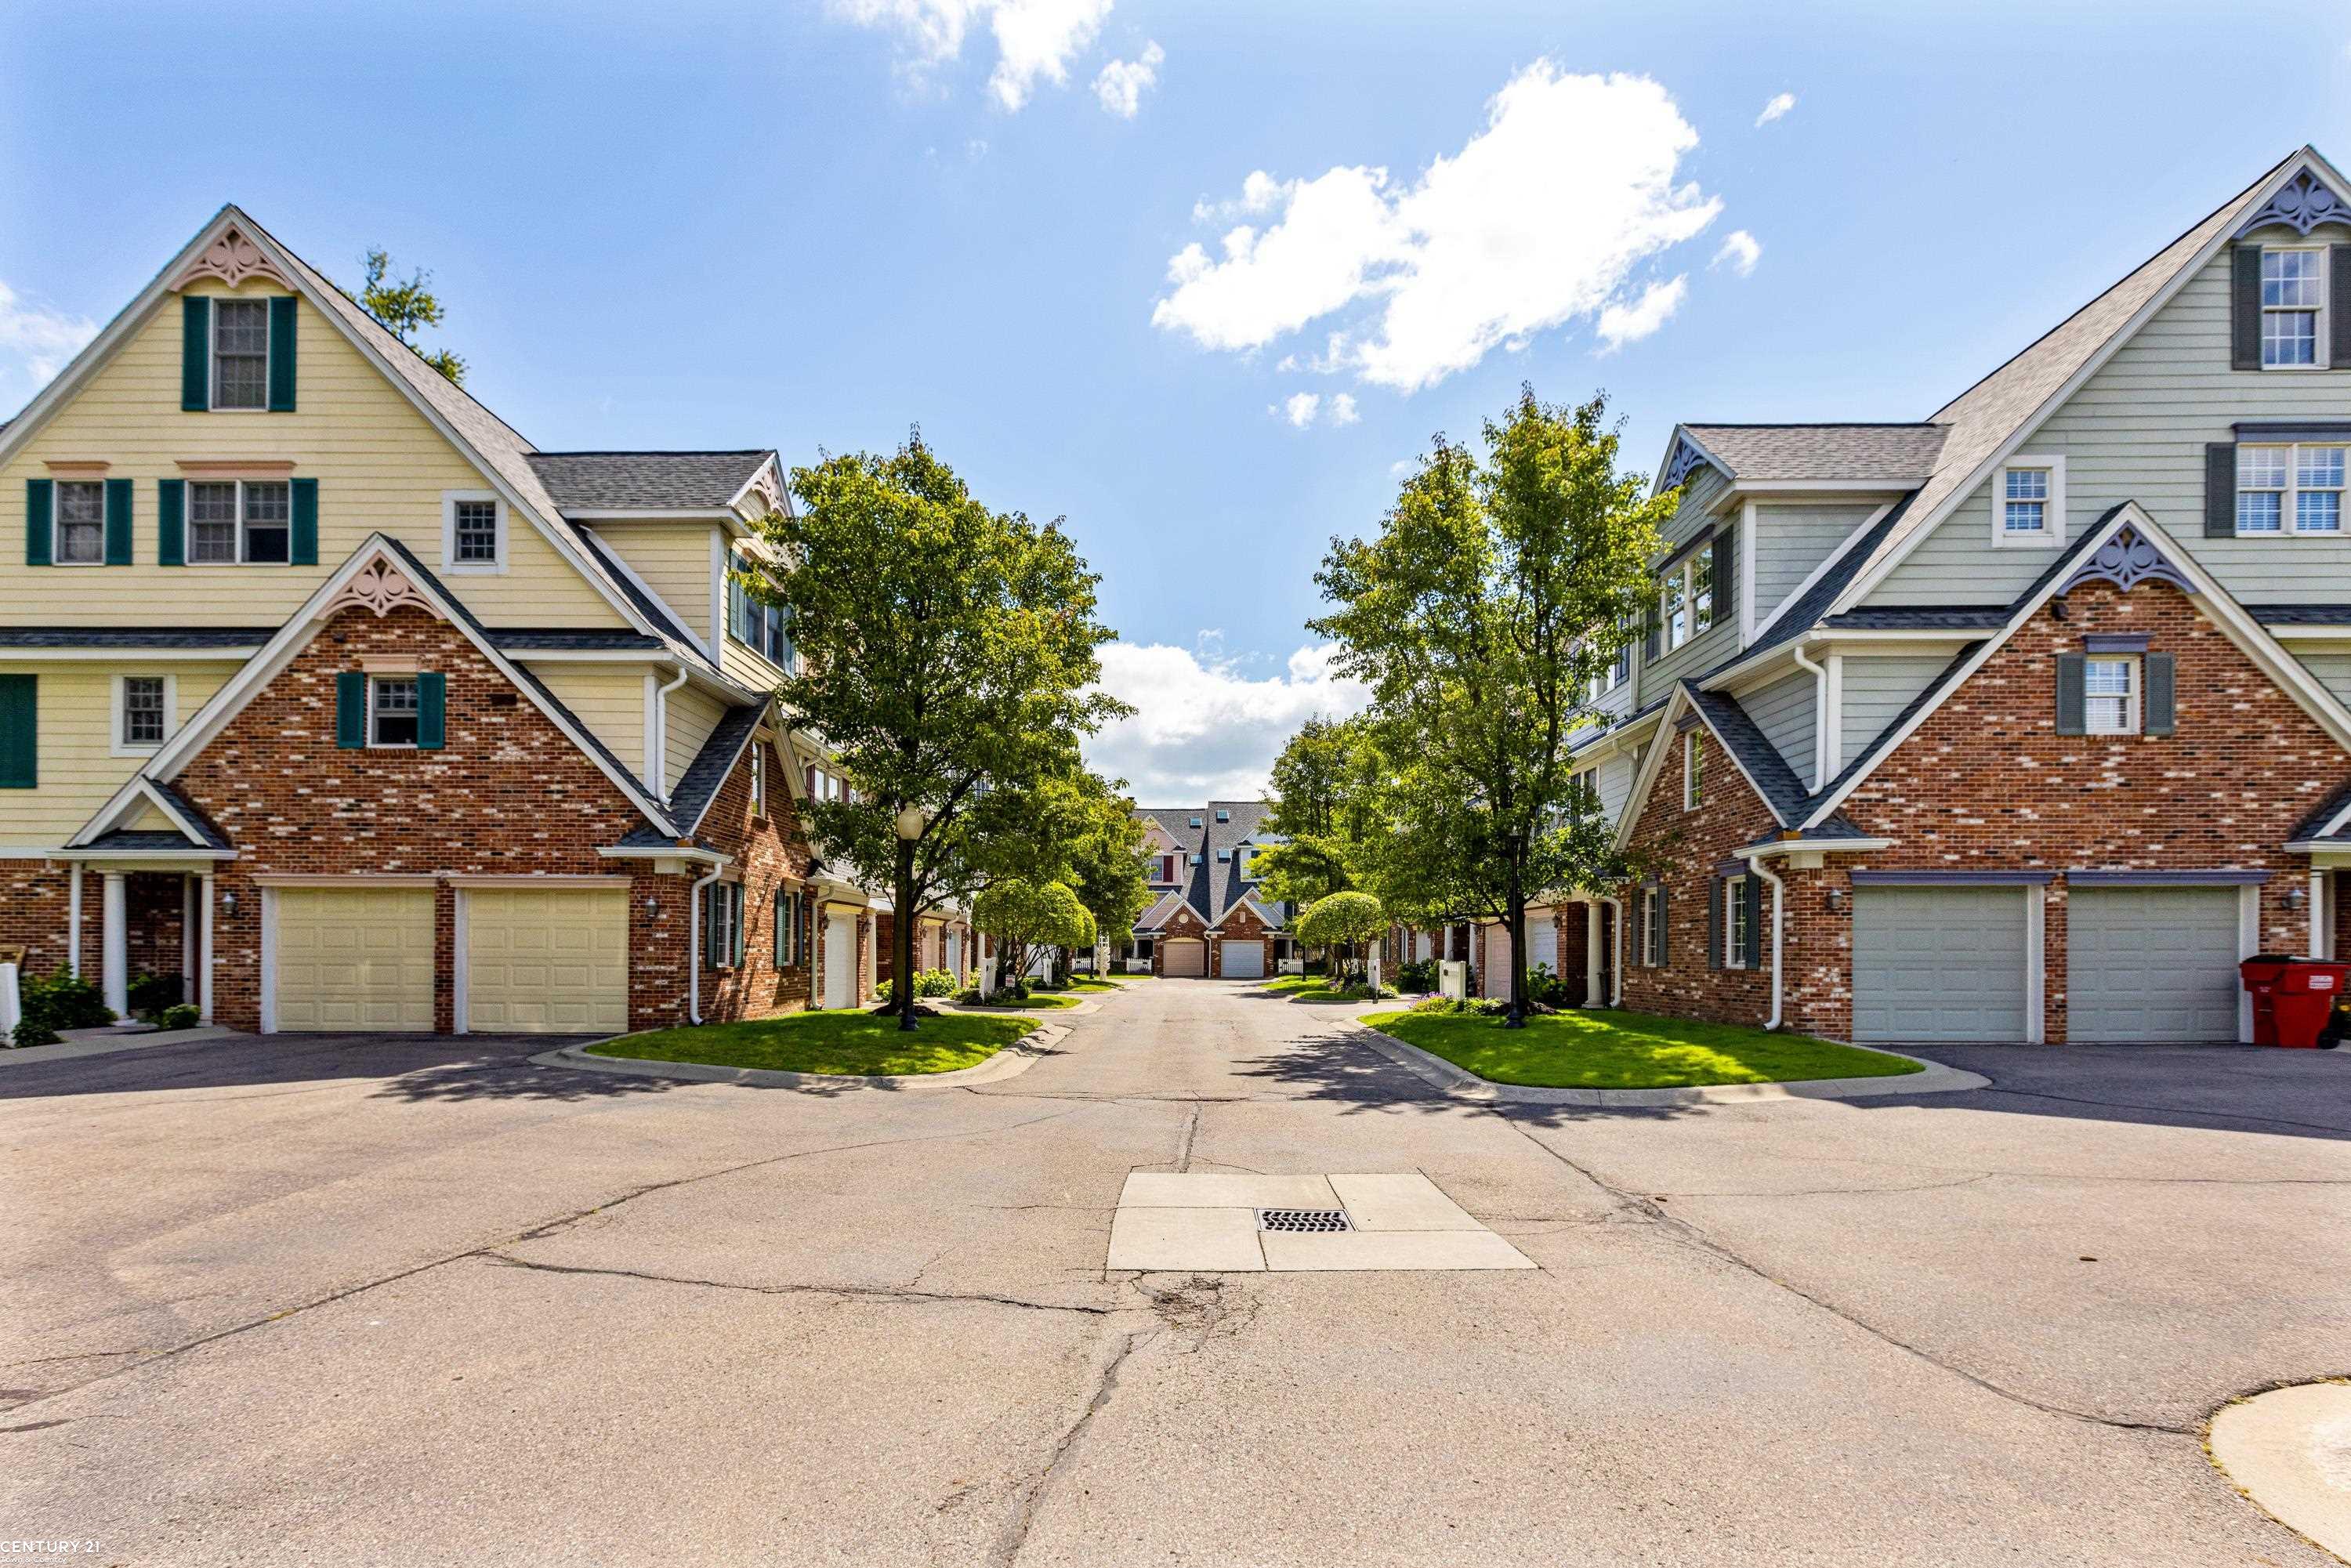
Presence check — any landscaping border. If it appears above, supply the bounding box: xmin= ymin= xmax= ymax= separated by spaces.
xmin=1348 ymin=1012 xmax=1990 ymax=1105
xmin=531 ymin=1016 xmax=1071 ymax=1091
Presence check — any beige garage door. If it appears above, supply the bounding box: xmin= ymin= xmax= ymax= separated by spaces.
xmin=1163 ymin=937 xmax=1204 ymax=977
xmin=273 ymin=886 xmax=436 ymax=1033
xmin=465 ymin=887 xmax=629 ymax=1034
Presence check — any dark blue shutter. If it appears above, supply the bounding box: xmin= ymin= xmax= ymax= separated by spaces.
xmin=103 ymin=478 xmax=132 ymax=566
xmin=2055 ymin=654 xmax=2087 ymax=736
xmin=417 ymin=672 xmax=446 ymax=750
xmin=24 ymin=479 xmax=50 ymax=567
xmin=1742 ymin=875 xmax=1763 ymax=969
xmin=290 ymin=478 xmax=317 ymax=566
xmin=335 ymin=672 xmax=367 ymax=748
xmin=1707 ymin=878 xmax=1722 ymax=970
xmin=158 ymin=480 xmax=185 ymax=567
xmin=2230 ymin=246 xmax=2262 ymax=371
xmin=2334 ymin=247 xmax=2351 ymax=370
xmin=181 ymin=297 xmax=212 ymax=411
xmin=267 ymin=297 xmax=297 ymax=411
xmin=1711 ymin=526 xmax=1735 ymax=625
xmin=2144 ymin=654 xmax=2176 ymax=737
xmin=0 ymin=674 xmax=34 ymax=788
xmin=2206 ymin=444 xmax=2237 ymax=538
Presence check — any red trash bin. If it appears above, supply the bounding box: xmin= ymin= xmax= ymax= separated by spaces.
xmin=2241 ymin=957 xmax=2349 ymax=1048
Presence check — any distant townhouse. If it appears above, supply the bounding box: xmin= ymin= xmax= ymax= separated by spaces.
xmin=0 ymin=207 xmax=878 ymax=1036
xmin=1531 ymin=145 xmax=2351 ymax=1045
xmin=1125 ymin=802 xmax=1290 ymax=977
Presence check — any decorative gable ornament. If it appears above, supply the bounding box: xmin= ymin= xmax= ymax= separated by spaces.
xmin=2060 ymin=525 xmax=2197 ymax=598
xmin=2238 ymin=170 xmax=2351 ymax=237
xmin=321 ymin=554 xmax=444 ymax=621
xmin=173 ymin=225 xmax=292 ymax=292
xmin=1661 ymin=436 xmax=1713 ymax=491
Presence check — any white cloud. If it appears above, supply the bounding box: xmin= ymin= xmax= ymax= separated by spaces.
xmin=1281 ymin=392 xmax=1320 ymax=427
xmin=1088 ymin=641 xmax=1369 ymax=800
xmin=1712 ymin=229 xmax=1761 ymax=276
xmin=1093 ymin=39 xmax=1163 ymax=118
xmin=1153 ymin=64 xmax=1722 ymax=391
xmin=1596 ymin=276 xmax=1686 ymax=352
xmin=1328 ymin=392 xmax=1360 ymax=426
xmin=831 ymin=0 xmax=1114 ymax=110
xmin=0 ymin=279 xmax=97 ymax=391
xmin=1755 ymin=91 xmax=1795 ymax=127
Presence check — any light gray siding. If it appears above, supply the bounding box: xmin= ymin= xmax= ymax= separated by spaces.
xmin=1753 ymin=502 xmax=1878 ymax=624
xmin=1661 ymin=464 xmax=1730 ymax=554
xmin=1592 ymin=753 xmax=1636 ymax=824
xmin=1638 ymin=617 xmax=1736 ymax=707
xmin=2293 ymin=649 xmax=2351 ymax=709
xmin=1872 ymin=219 xmax=2351 ymax=609
xmin=1839 ymin=654 xmax=1949 ymax=763
xmin=1743 ymin=669 xmax=1817 ymax=790
xmin=1633 ymin=465 xmax=1736 ymax=706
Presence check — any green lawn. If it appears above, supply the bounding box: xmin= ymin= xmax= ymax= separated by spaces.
xmin=1053 ymin=976 xmax=1122 ymax=993
xmin=1360 ymin=1007 xmax=1925 ymax=1089
xmin=1263 ymin=974 xmax=1392 ymax=1003
xmin=590 ymin=1009 xmax=1038 ymax=1077
xmin=962 ymin=990 xmax=1079 ymax=1010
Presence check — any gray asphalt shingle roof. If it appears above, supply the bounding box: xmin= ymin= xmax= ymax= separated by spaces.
xmin=666 ymin=704 xmax=765 ymax=836
xmin=1680 ymin=424 xmax=1947 ymax=483
xmin=1133 ymin=802 xmax=1281 ymax=929
xmin=0 ymin=628 xmax=273 ymax=649
xmin=525 ymin=451 xmax=776 ymax=512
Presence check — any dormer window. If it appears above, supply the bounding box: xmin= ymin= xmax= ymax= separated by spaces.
xmin=2261 ymin=249 xmax=2325 ymax=368
xmin=1215 ymin=809 xmax=1230 ymax=822
xmin=1216 ymin=849 xmax=1231 ymax=862
xmin=212 ymin=299 xmax=270 ymax=409
xmin=1188 ymin=815 xmax=1201 ymax=827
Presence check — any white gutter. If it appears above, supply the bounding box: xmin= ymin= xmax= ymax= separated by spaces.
xmin=1749 ymin=857 xmax=1786 ymax=1030
xmin=687 ymin=863 xmax=724 ymax=1025
xmin=653 ymin=664 xmax=690 ymax=797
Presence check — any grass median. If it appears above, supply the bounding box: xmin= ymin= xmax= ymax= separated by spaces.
xmin=1359 ymin=1006 xmax=1925 ymax=1090
xmin=589 ymin=1009 xmax=1040 ymax=1077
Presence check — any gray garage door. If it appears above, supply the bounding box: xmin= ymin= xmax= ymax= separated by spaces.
xmin=1220 ymin=939 xmax=1264 ymax=980
xmin=1853 ymin=885 xmax=2029 ymax=1043
xmin=2066 ymin=885 xmax=2241 ymax=1044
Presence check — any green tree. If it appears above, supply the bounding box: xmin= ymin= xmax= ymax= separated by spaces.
xmin=752 ymin=433 xmax=1128 ymax=1028
xmin=1060 ymin=775 xmax=1151 ymax=969
xmin=1252 ymin=713 xmax=1377 ymax=911
xmin=349 ymin=249 xmax=465 ymax=385
xmin=1313 ymin=388 xmax=1672 ymax=1027
xmin=973 ymin=878 xmax=1091 ymax=997
xmin=1293 ymin=890 xmax=1386 ymax=987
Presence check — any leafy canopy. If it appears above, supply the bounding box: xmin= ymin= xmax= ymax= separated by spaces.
xmin=1252 ymin=714 xmax=1379 ymax=911
xmin=1294 ymin=890 xmax=1386 ymax=950
xmin=350 ymin=248 xmax=465 ymax=386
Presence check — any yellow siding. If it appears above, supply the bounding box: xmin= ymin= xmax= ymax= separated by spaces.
xmin=587 ymin=522 xmax=717 ymax=647
xmin=666 ymin=685 xmax=726 ymax=795
xmin=531 ymin=663 xmax=649 ymax=782
xmin=0 ymin=280 xmax=625 ymax=629
xmin=0 ymin=661 xmax=237 ymax=845
xmin=128 ymin=803 xmax=179 ymax=832
xmin=720 ymin=638 xmax=788 ymax=691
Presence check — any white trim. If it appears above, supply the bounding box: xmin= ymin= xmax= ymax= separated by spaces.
xmin=561 ymin=507 xmax=740 ymax=521
xmin=2255 ymin=243 xmax=2331 ymax=370
xmin=109 ymin=672 xmax=176 ymax=757
xmin=178 ymin=475 xmax=295 ymax=567
xmin=1799 ymin=502 xmax=2351 ymax=830
xmin=439 ymin=490 xmax=507 ymax=574
xmin=181 ymin=873 xmax=197 ymax=1004
xmin=2312 ymin=870 xmax=2331 ymax=959
xmin=207 ymin=293 xmax=271 ymax=412
xmin=67 ymin=863 xmax=82 ymax=977
xmin=259 ymin=885 xmax=278 ymax=1034
xmin=2024 ymin=882 xmax=2046 ymax=1045
xmin=708 ymin=529 xmax=726 ymax=660
xmin=1682 ymin=730 xmax=1703 ymax=811
xmin=1725 ymin=478 xmax=1928 ymax=496
xmin=1209 ymin=893 xmax=1283 ymax=933
xmin=197 ymin=871 xmax=214 ymax=1022
xmin=452 ymin=890 xmax=470 ymax=1035
xmin=1737 ymin=500 xmax=1759 ymax=645
xmin=1820 ymin=652 xmax=1843 ymax=781
xmin=504 ymin=647 xmax=664 ymax=664
xmin=1834 ymin=149 xmax=2351 ymax=611
xmin=1990 ymin=454 xmax=2066 ymax=549
xmin=2238 ymin=883 xmax=2261 ymax=1043
xmin=643 ymin=672 xmax=661 ymax=793
xmin=0 ymin=646 xmax=262 ymax=663
xmin=69 ymin=777 xmax=220 ymax=851
xmin=250 ymin=874 xmax=440 ymax=887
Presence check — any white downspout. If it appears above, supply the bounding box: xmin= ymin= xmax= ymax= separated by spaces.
xmin=1789 ymin=636 xmax=1828 ymax=791
xmin=1750 ymin=854 xmax=1787 ymax=1031
xmin=1604 ymin=895 xmax=1625 ymax=1006
xmin=653 ymin=664 xmax=690 ymax=798
xmin=687 ymin=862 xmax=723 ymax=1024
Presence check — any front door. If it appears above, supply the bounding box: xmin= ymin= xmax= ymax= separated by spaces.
xmin=1597 ymin=903 xmax=1616 ymax=1007
xmin=825 ymin=913 xmax=855 ymax=1009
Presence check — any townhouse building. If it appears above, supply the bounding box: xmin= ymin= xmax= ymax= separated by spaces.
xmin=1534 ymin=145 xmax=2351 ymax=1045
xmin=1126 ymin=802 xmax=1290 ymax=976
xmin=0 ymin=208 xmax=876 ymax=1036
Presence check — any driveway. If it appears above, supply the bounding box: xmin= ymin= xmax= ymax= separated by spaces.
xmin=2 ymin=985 xmax=2346 ymax=1566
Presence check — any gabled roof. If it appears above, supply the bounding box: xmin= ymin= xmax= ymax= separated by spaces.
xmin=1130 ymin=801 xmax=1280 ymax=927
xmin=527 ymin=451 xmax=780 ymax=513
xmin=667 ymin=703 xmax=766 ymax=836
xmin=0 ymin=628 xmax=275 ymax=650
xmin=1666 ymin=424 xmax=1945 ymax=488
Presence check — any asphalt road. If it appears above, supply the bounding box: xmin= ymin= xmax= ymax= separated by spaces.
xmin=3 ymin=982 xmax=2346 ymax=1566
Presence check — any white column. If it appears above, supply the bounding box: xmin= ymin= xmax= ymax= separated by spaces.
xmin=2309 ymin=871 xmax=2329 ymax=960
xmin=101 ymin=871 xmax=129 ymax=1020
xmin=67 ymin=864 xmax=83 ymax=978
xmin=182 ymin=875 xmax=198 ymax=1004
xmin=1584 ymin=901 xmax=1603 ymax=1008
xmin=198 ymin=872 xmax=215 ymax=1023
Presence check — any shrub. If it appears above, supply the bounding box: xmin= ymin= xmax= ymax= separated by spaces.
xmin=157 ymin=1004 xmax=201 ymax=1031
xmin=20 ymin=970 xmax=111 ymax=1037
xmin=1526 ymin=962 xmax=1573 ymax=1009
xmin=1396 ymin=958 xmax=1437 ymax=994
xmin=1409 ymin=995 xmax=1508 ymax=1017
xmin=129 ymin=971 xmax=184 ymax=1020
xmin=915 ymin=969 xmax=958 ymax=998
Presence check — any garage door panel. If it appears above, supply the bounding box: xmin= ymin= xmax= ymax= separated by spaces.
xmin=2067 ymin=886 xmax=2240 ymax=1044
xmin=1221 ymin=940 xmax=1264 ymax=980
xmin=1163 ymin=938 xmax=1204 ymax=977
xmin=466 ymin=889 xmax=629 ymax=1035
xmin=275 ymin=888 xmax=437 ymax=1034
xmin=1853 ymin=885 xmax=2028 ymax=1043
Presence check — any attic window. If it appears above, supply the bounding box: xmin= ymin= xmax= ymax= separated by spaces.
xmin=2261 ymin=249 xmax=2325 ymax=368
xmin=1215 ymin=809 xmax=1230 ymax=822
xmin=1216 ymin=849 xmax=1231 ymax=862
xmin=1992 ymin=456 xmax=2065 ymax=548
xmin=212 ymin=299 xmax=270 ymax=410
xmin=1188 ymin=815 xmax=1201 ymax=827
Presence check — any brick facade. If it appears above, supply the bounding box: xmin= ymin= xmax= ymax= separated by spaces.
xmin=1619 ymin=725 xmax=1782 ymax=1027
xmin=1151 ymin=904 xmax=1206 ymax=976
xmin=1207 ymin=900 xmax=1270 ymax=978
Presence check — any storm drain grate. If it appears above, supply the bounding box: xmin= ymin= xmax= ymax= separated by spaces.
xmin=1257 ymin=1208 xmax=1351 ymax=1233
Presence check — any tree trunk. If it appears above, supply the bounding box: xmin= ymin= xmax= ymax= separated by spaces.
xmin=893 ymin=838 xmax=919 ymax=1030
xmin=1504 ymin=870 xmax=1528 ymax=1030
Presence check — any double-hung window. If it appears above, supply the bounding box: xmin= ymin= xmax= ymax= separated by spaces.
xmin=751 ymin=745 xmax=767 ymax=817
xmin=443 ymin=493 xmax=502 ymax=570
xmin=2083 ymin=657 xmax=2139 ymax=736
xmin=707 ymin=881 xmax=744 ymax=969
xmin=1638 ymin=886 xmax=1664 ymax=967
xmin=212 ymin=299 xmax=270 ymax=409
xmin=371 ymin=675 xmax=420 ymax=747
xmin=188 ymin=479 xmax=291 ymax=563
xmin=2237 ymin=444 xmax=2346 ymax=534
xmin=773 ymin=885 xmax=798 ymax=967
xmin=1993 ymin=455 xmax=2065 ymax=545
xmin=53 ymin=480 xmax=104 ymax=565
xmin=1726 ymin=874 xmax=1752 ymax=968
xmin=1683 ymin=731 xmax=1704 ymax=810
xmin=1660 ymin=543 xmax=1714 ymax=652
xmin=118 ymin=675 xmax=168 ymax=752
xmin=2003 ymin=469 xmax=2048 ymax=534
xmin=2261 ymin=249 xmax=2325 ymax=368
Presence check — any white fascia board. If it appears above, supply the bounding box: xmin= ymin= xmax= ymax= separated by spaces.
xmin=2265 ymin=625 xmax=2351 ymax=643
xmin=596 ymin=845 xmax=731 ymax=866
xmin=1726 ymin=480 xmax=1923 ymax=500
xmin=1830 ymin=151 xmax=2338 ymax=615
xmin=1740 ymin=836 xmax=1893 ymax=860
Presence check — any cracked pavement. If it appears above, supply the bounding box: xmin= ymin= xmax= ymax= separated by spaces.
xmin=2 ymin=984 xmax=2347 ymax=1564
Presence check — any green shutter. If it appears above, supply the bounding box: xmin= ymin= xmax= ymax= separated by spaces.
xmin=417 ymin=672 xmax=446 ymax=751
xmin=267 ymin=296 xmax=297 ymax=411
xmin=2231 ymin=246 xmax=2262 ymax=371
xmin=290 ymin=477 xmax=317 ymax=566
xmin=158 ymin=480 xmax=186 ymax=567
xmin=103 ymin=478 xmax=132 ymax=566
xmin=2144 ymin=653 xmax=2176 ymax=737
xmin=2055 ymin=654 xmax=2087 ymax=736
xmin=181 ymin=296 xmax=212 ymax=411
xmin=0 ymin=674 xmax=34 ymax=788
xmin=335 ymin=671 xmax=367 ymax=748
xmin=24 ymin=478 xmax=51 ymax=567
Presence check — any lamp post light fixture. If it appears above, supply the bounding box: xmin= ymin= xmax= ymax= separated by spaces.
xmin=895 ymin=805 xmax=927 ymax=841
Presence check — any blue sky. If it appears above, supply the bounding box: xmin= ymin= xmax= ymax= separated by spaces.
xmin=5 ymin=1 xmax=2348 ymax=799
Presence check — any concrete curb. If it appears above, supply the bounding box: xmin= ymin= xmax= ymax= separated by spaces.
xmin=1346 ymin=1015 xmax=1990 ymax=1106
xmin=1 ymin=1024 xmax=243 ymax=1066
xmin=2208 ymin=1382 xmax=2351 ymax=1563
xmin=935 ymin=994 xmax=1103 ymax=1019
xmin=531 ymin=1016 xmax=1071 ymax=1091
